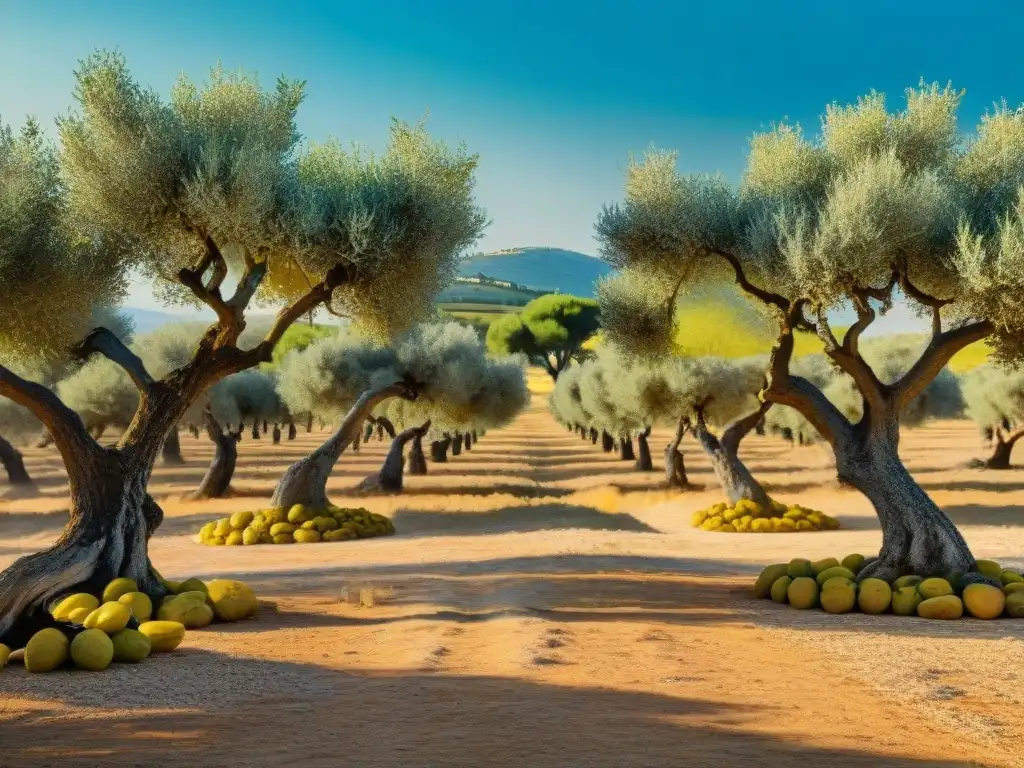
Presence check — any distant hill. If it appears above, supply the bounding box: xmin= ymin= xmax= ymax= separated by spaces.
xmin=452 ymin=247 xmax=612 ymax=299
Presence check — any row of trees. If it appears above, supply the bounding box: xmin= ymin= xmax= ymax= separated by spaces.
xmin=1 ymin=319 xmax=529 ymax=501
xmin=0 ymin=51 xmax=489 ymax=645
xmin=549 ymin=335 xmax=991 ymax=514
xmin=595 ymin=81 xmax=1024 ymax=581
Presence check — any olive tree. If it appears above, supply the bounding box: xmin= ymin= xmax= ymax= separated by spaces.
xmin=595 ymin=82 xmax=1024 ymax=580
xmin=0 ymin=52 xmax=485 ymax=645
xmin=273 ymin=322 xmax=485 ymax=506
xmin=962 ymin=363 xmax=1024 ymax=468
xmin=548 ymin=364 xmax=598 ymax=444
xmin=486 ymin=294 xmax=600 ymax=381
xmin=189 ymin=369 xmax=283 ymax=499
xmin=576 ymin=353 xmax=650 ymax=466
xmin=361 ymin=353 xmax=529 ymax=492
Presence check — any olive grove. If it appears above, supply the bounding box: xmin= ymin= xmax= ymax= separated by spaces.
xmin=0 ymin=51 xmax=485 ymax=645
xmin=596 ymin=82 xmax=1024 ymax=579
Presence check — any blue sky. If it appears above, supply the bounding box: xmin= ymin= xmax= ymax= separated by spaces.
xmin=3 ymin=0 xmax=1023 ymax=326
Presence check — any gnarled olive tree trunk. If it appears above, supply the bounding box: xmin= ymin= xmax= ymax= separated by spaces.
xmin=287 ymin=420 xmax=297 ymax=441
xmin=269 ymin=382 xmax=409 ymax=510
xmin=635 ymin=426 xmax=653 ymax=472
xmin=272 ymin=423 xmax=281 ymax=444
xmin=190 ymin=411 xmax=238 ymax=500
xmin=589 ymin=427 xmax=598 ymax=445
xmin=691 ymin=405 xmax=771 ymax=508
xmin=601 ymin=431 xmax=614 ymax=452
xmin=250 ymin=420 xmax=260 ymax=440
xmin=187 ymin=423 xmax=200 ymax=439
xmin=464 ymin=431 xmax=473 ymax=450
xmin=407 ymin=432 xmax=428 ymax=475
xmin=357 ymin=421 xmax=431 ymax=494
xmin=161 ymin=427 xmax=184 ymax=466
xmin=836 ymin=416 xmax=975 ymax=581
xmin=664 ymin=415 xmax=690 ymax=488
xmin=452 ymin=433 xmax=464 ymax=456
xmin=0 ymin=432 xmax=35 ymax=492
xmin=983 ymin=425 xmax=1024 ymax=469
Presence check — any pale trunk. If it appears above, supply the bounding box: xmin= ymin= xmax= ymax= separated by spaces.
xmin=269 ymin=384 xmax=404 ymax=510
xmin=691 ymin=412 xmax=770 ymax=508
xmin=838 ymin=416 xmax=976 ymax=580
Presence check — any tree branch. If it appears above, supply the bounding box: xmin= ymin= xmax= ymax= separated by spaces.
xmin=810 ymin=304 xmax=886 ymax=404
xmin=761 ymin=301 xmax=852 ymax=447
xmin=721 ymin=401 xmax=771 ymax=456
xmin=0 ymin=365 xmax=95 ymax=467
xmin=710 ymin=249 xmax=790 ymax=311
xmin=70 ymin=327 xmax=155 ymax=393
xmin=894 ymin=320 xmax=994 ymax=409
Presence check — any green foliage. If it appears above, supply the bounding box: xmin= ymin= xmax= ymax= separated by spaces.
xmin=0 ymin=116 xmax=127 ymax=364
xmin=263 ymin=322 xmax=337 ymax=371
xmin=207 ymin=370 xmax=285 ymax=427
xmin=278 ymin=320 xmax=529 ymax=430
xmin=962 ymin=363 xmax=1024 ymax=433
xmin=55 ymin=50 xmax=485 ymax=341
xmin=595 ymin=82 xmax=1024 ymax=361
xmin=485 ymin=293 xmax=600 ymax=378
xmin=550 ymin=344 xmax=764 ymax=431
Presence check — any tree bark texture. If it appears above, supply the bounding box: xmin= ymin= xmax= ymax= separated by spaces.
xmin=691 ymin=408 xmax=770 ymax=508
xmin=269 ymin=383 xmax=409 ymax=510
xmin=190 ymin=411 xmax=237 ymax=501
xmin=836 ymin=417 xmax=978 ymax=581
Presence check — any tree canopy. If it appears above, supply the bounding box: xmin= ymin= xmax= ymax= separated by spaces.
xmin=486 ymin=294 xmax=600 ymax=379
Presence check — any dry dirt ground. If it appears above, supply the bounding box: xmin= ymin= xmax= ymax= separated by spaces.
xmin=0 ymin=372 xmax=1022 ymax=767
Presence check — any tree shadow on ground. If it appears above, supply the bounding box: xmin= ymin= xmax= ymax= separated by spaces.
xmin=0 ymin=650 xmax=983 ymax=768
xmin=206 ymin=554 xmax=1024 ymax=644
xmin=341 ymin=484 xmax=572 ymax=500
xmin=942 ymin=504 xmax=1024 ymax=527
xmin=537 ymin=464 xmax=651 ymax=481
xmin=922 ymin=479 xmax=1024 ymax=493
xmin=391 ymin=504 xmax=659 ymax=538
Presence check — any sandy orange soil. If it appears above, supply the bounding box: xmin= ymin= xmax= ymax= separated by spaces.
xmin=0 ymin=372 xmax=1021 ymax=767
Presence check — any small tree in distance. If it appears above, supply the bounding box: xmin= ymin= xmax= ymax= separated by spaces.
xmin=962 ymin=363 xmax=1024 ymax=468
xmin=596 ymin=82 xmax=1024 ymax=581
xmin=486 ymin=294 xmax=600 ymax=380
